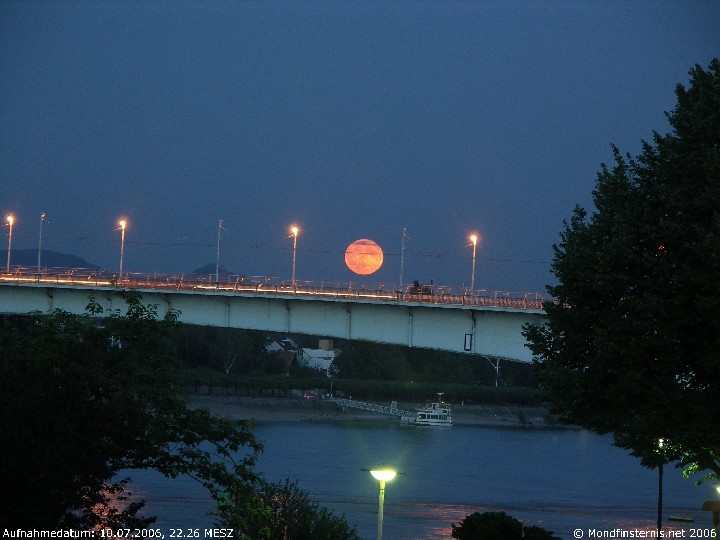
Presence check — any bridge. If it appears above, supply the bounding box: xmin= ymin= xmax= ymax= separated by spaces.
xmin=0 ymin=269 xmax=547 ymax=362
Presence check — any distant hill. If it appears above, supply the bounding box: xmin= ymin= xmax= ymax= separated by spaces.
xmin=1 ymin=249 xmax=100 ymax=270
xmin=1 ymin=251 xmax=240 ymax=276
xmin=191 ymin=263 xmax=239 ymax=276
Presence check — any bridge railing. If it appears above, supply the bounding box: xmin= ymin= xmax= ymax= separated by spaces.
xmin=0 ymin=267 xmax=547 ymax=310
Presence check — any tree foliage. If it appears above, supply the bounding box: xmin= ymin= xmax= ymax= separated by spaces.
xmin=332 ymin=339 xmax=535 ymax=386
xmin=0 ymin=290 xmax=263 ymax=528
xmin=219 ymin=479 xmax=360 ymax=540
xmin=451 ymin=511 xmax=561 ymax=540
xmin=169 ymin=324 xmax=538 ymax=388
xmin=523 ymin=59 xmax=720 ymax=482
xmin=172 ymin=325 xmax=271 ymax=374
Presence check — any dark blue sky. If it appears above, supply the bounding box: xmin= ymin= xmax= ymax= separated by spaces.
xmin=1 ymin=1 xmax=718 ymax=293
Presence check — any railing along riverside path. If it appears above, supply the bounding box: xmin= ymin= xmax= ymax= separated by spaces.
xmin=0 ymin=267 xmax=547 ymax=311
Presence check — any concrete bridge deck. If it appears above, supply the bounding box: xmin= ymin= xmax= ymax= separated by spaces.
xmin=0 ymin=269 xmax=547 ymax=362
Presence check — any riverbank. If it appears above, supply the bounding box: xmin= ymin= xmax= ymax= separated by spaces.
xmin=187 ymin=395 xmax=563 ymax=428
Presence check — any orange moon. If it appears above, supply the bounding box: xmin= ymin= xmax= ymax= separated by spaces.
xmin=345 ymin=239 xmax=384 ymax=275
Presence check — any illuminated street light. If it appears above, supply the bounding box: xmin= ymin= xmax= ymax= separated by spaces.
xmin=370 ymin=468 xmax=396 ymax=540
xmin=468 ymin=233 xmax=478 ymax=294
xmin=38 ymin=213 xmax=47 ymax=274
xmin=5 ymin=214 xmax=14 ymax=273
xmin=701 ymin=484 xmax=720 ymax=538
xmin=290 ymin=225 xmax=299 ymax=286
xmin=657 ymin=438 xmax=665 ymax=535
xmin=118 ymin=219 xmax=127 ymax=280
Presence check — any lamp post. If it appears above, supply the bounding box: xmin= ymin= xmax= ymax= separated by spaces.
xmin=118 ymin=219 xmax=127 ymax=280
xmin=5 ymin=214 xmax=14 ymax=274
xmin=484 ymin=356 xmax=500 ymax=387
xmin=657 ymin=438 xmax=665 ymax=535
xmin=468 ymin=233 xmax=478 ymax=294
xmin=370 ymin=468 xmax=396 ymax=540
xmin=290 ymin=225 xmax=299 ymax=286
xmin=38 ymin=212 xmax=46 ymax=274
xmin=701 ymin=485 xmax=720 ymax=539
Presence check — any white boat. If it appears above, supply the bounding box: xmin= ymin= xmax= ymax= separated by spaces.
xmin=402 ymin=393 xmax=453 ymax=426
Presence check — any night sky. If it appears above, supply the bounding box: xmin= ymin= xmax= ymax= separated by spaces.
xmin=1 ymin=1 xmax=718 ymax=294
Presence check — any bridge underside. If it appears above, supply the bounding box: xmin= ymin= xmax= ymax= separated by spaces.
xmin=0 ymin=284 xmax=544 ymax=362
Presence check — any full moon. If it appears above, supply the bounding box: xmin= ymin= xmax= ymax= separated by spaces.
xmin=345 ymin=239 xmax=384 ymax=275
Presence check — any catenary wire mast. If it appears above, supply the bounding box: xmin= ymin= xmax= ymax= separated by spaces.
xmin=216 ymin=219 xmax=225 ymax=285
xmin=400 ymin=228 xmax=409 ymax=293
xmin=38 ymin=212 xmax=47 ymax=274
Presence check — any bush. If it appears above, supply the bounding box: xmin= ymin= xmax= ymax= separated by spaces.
xmin=452 ymin=511 xmax=522 ymax=540
xmin=220 ymin=478 xmax=360 ymax=540
xmin=451 ymin=511 xmax=561 ymax=540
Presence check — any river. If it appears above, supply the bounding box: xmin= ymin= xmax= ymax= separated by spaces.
xmin=124 ymin=421 xmax=718 ymax=539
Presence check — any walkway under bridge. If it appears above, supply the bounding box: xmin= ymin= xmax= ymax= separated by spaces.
xmin=328 ymin=396 xmax=415 ymax=420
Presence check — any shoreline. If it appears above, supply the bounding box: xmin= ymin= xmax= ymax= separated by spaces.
xmin=187 ymin=395 xmax=567 ymax=428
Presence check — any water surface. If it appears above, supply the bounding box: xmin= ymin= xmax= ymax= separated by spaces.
xmin=125 ymin=421 xmax=717 ymax=539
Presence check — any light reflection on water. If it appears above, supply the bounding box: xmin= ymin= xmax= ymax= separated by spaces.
xmin=121 ymin=422 xmax=718 ymax=539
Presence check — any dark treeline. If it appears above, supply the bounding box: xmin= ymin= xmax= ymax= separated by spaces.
xmin=171 ymin=324 xmax=543 ymax=404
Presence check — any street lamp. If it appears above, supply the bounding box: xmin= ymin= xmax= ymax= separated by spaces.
xmin=702 ymin=485 xmax=720 ymax=539
xmin=118 ymin=219 xmax=127 ymax=280
xmin=370 ymin=468 xmax=396 ymax=540
xmin=290 ymin=225 xmax=299 ymax=286
xmin=657 ymin=438 xmax=665 ymax=535
xmin=38 ymin=212 xmax=46 ymax=274
xmin=468 ymin=233 xmax=478 ymax=294
xmin=5 ymin=214 xmax=14 ymax=273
